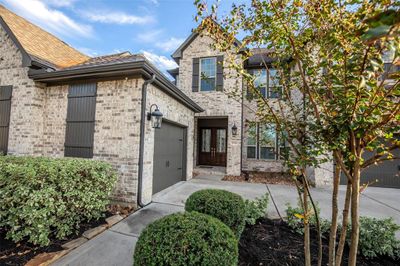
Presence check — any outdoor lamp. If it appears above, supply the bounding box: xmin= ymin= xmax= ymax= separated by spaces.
xmin=232 ymin=123 xmax=238 ymax=136
xmin=147 ymin=104 xmax=163 ymax=129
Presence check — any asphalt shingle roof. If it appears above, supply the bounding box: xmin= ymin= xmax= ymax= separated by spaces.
xmin=0 ymin=5 xmax=89 ymax=68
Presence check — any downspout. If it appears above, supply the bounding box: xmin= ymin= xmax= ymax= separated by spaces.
xmin=137 ymin=73 xmax=156 ymax=208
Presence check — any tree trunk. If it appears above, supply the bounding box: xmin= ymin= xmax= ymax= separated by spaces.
xmin=328 ymin=163 xmax=341 ymax=266
xmin=303 ymin=177 xmax=323 ymax=266
xmin=304 ymin=181 xmax=311 ymax=266
xmin=348 ymin=163 xmax=361 ymax=266
xmin=336 ymin=181 xmax=352 ymax=265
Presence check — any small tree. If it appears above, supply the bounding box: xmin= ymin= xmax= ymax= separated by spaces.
xmin=194 ymin=0 xmax=400 ymax=265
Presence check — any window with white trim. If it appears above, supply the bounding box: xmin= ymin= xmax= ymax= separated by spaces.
xmin=249 ymin=68 xmax=282 ymax=98
xmin=246 ymin=123 xmax=288 ymax=160
xmin=200 ymin=57 xmax=217 ymax=91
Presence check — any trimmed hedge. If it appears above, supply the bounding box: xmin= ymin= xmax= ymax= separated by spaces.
xmin=0 ymin=156 xmax=117 ymax=246
xmin=133 ymin=212 xmax=238 ymax=266
xmin=185 ymin=189 xmax=246 ymax=238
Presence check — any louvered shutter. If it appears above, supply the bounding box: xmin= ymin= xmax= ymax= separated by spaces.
xmin=65 ymin=83 xmax=97 ymax=158
xmin=192 ymin=58 xmax=200 ymax=92
xmin=216 ymin=56 xmax=224 ymax=91
xmin=0 ymin=86 xmax=12 ymax=155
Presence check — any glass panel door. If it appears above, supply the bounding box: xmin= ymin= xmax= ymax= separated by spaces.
xmin=216 ymin=129 xmax=226 ymax=153
xmin=201 ymin=129 xmax=211 ymax=152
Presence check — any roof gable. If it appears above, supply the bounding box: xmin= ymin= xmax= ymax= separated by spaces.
xmin=0 ymin=5 xmax=89 ymax=69
xmin=171 ymin=18 xmax=241 ymax=63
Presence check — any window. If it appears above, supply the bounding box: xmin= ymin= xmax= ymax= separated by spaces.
xmin=268 ymin=69 xmax=282 ymax=98
xmin=200 ymin=57 xmax=217 ymax=91
xmin=246 ymin=123 xmax=287 ymax=160
xmin=259 ymin=124 xmax=276 ymax=159
xmin=248 ymin=68 xmax=282 ymax=99
xmin=253 ymin=69 xmax=267 ymax=97
xmin=65 ymin=83 xmax=97 ymax=158
xmin=246 ymin=124 xmax=257 ymax=159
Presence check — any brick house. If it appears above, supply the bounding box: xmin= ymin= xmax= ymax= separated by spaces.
xmin=0 ymin=5 xmax=202 ymax=206
xmin=1 ymin=6 xmax=398 ymax=206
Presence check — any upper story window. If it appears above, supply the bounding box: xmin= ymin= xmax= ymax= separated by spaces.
xmin=192 ymin=56 xmax=223 ymax=92
xmin=248 ymin=68 xmax=282 ymax=99
xmin=200 ymin=57 xmax=217 ymax=91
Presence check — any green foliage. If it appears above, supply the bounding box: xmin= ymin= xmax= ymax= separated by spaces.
xmin=0 ymin=156 xmax=117 ymax=246
xmin=185 ymin=189 xmax=246 ymax=238
xmin=285 ymin=201 xmax=331 ymax=235
xmin=244 ymin=193 xmax=269 ymax=225
xmin=286 ymin=201 xmax=400 ymax=259
xmin=347 ymin=217 xmax=400 ymax=259
xmin=133 ymin=211 xmax=238 ymax=266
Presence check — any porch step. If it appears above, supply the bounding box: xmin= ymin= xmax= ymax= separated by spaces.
xmin=193 ymin=166 xmax=226 ymax=177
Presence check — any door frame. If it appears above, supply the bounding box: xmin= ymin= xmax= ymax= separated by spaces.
xmin=197 ymin=126 xmax=228 ymax=167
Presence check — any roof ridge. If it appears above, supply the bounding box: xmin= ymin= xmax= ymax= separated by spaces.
xmin=91 ymin=51 xmax=132 ymax=59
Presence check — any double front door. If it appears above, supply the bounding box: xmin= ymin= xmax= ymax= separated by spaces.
xmin=199 ymin=128 xmax=227 ymax=166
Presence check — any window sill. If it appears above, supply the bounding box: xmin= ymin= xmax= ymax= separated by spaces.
xmin=245 ymin=158 xmax=285 ymax=162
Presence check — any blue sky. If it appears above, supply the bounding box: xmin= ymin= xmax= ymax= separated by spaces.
xmin=1 ymin=0 xmax=246 ymax=74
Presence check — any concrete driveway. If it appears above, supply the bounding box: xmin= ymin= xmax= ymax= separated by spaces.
xmin=53 ymin=176 xmax=400 ymax=266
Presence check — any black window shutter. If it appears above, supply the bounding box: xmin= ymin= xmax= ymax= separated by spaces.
xmin=0 ymin=86 xmax=12 ymax=155
xmin=216 ymin=56 xmax=224 ymax=91
xmin=65 ymin=83 xmax=97 ymax=158
xmin=192 ymin=58 xmax=200 ymax=92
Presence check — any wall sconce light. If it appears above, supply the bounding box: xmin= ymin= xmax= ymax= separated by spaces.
xmin=232 ymin=123 xmax=238 ymax=136
xmin=147 ymin=104 xmax=163 ymax=129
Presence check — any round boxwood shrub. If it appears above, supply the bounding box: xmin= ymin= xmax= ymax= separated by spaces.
xmin=133 ymin=211 xmax=238 ymax=266
xmin=185 ymin=189 xmax=246 ymax=238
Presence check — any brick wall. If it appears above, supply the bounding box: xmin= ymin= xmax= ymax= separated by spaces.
xmin=140 ymin=82 xmax=195 ymax=204
xmin=0 ymin=25 xmax=45 ymax=156
xmin=178 ymin=34 xmax=242 ymax=175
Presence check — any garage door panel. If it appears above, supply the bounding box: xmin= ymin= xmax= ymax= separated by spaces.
xmin=340 ymin=148 xmax=400 ymax=188
xmin=153 ymin=122 xmax=186 ymax=195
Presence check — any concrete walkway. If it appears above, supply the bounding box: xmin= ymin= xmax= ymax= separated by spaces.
xmin=53 ymin=176 xmax=400 ymax=266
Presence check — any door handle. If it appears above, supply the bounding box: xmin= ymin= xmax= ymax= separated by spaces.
xmin=166 ymin=161 xmax=170 ymax=167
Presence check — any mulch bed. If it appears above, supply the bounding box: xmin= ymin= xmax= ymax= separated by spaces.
xmin=0 ymin=205 xmax=133 ymax=266
xmin=239 ymin=218 xmax=400 ymax=266
xmin=224 ymin=171 xmax=295 ymax=186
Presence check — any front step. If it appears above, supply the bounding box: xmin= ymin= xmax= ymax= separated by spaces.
xmin=193 ymin=165 xmax=226 ymax=177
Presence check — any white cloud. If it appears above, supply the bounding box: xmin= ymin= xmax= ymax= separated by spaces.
xmin=147 ymin=0 xmax=159 ymax=5
xmin=142 ymin=50 xmax=178 ymax=71
xmin=137 ymin=30 xmax=184 ymax=52
xmin=137 ymin=30 xmax=163 ymax=42
xmin=4 ymin=0 xmax=92 ymax=37
xmin=155 ymin=37 xmax=184 ymax=52
xmin=76 ymin=47 xmax=98 ymax=57
xmin=42 ymin=0 xmax=77 ymax=7
xmin=83 ymin=11 xmax=155 ymax=25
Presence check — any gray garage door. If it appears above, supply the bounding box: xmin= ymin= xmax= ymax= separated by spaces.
xmin=153 ymin=121 xmax=186 ymax=195
xmin=340 ymin=149 xmax=400 ymax=188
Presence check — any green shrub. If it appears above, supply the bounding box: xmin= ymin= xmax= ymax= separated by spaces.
xmin=185 ymin=189 xmax=245 ymax=238
xmin=0 ymin=156 xmax=117 ymax=246
xmin=133 ymin=211 xmax=238 ymax=266
xmin=347 ymin=217 xmax=400 ymax=259
xmin=285 ymin=201 xmax=331 ymax=235
xmin=244 ymin=193 xmax=269 ymax=225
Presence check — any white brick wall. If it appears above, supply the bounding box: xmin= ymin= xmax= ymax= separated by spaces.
xmin=178 ymin=34 xmax=242 ymax=175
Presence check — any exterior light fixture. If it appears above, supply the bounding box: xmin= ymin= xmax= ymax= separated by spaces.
xmin=232 ymin=123 xmax=238 ymax=136
xmin=147 ymin=104 xmax=163 ymax=129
